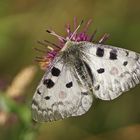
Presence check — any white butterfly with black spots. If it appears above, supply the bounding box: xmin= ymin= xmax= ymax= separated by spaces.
xmin=32 ymin=40 xmax=140 ymax=122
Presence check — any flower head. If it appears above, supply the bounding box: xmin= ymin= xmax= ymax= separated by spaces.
xmin=35 ymin=18 xmax=109 ymax=70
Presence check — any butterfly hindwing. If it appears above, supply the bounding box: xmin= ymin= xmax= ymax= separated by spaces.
xmin=32 ymin=59 xmax=93 ymax=122
xmin=81 ymin=42 xmax=140 ymax=100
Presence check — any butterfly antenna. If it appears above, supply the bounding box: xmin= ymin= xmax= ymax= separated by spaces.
xmin=46 ymin=29 xmax=66 ymax=43
xmin=70 ymin=20 xmax=84 ymax=40
xmin=99 ymin=33 xmax=110 ymax=44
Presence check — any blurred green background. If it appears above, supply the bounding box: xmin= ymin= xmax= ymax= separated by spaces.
xmin=0 ymin=0 xmax=140 ymax=140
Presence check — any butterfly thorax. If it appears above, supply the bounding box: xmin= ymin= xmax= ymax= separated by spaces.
xmin=59 ymin=41 xmax=84 ymax=64
xmin=58 ymin=41 xmax=94 ymax=91
xmin=60 ymin=40 xmax=81 ymax=51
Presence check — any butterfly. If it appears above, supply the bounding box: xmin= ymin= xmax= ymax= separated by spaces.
xmin=32 ymin=18 xmax=140 ymax=122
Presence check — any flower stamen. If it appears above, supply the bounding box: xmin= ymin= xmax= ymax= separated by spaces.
xmin=46 ymin=29 xmax=66 ymax=43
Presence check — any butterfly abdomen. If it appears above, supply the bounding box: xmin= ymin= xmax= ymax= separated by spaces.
xmin=74 ymin=60 xmax=93 ymax=90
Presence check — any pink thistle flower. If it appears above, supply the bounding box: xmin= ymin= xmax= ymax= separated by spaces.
xmin=35 ymin=18 xmax=109 ymax=70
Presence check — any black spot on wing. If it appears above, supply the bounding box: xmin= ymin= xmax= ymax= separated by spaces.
xmin=66 ymin=82 xmax=73 ymax=88
xmin=96 ymin=47 xmax=104 ymax=57
xmin=32 ymin=99 xmax=38 ymax=106
xmin=95 ymin=85 xmax=100 ymax=90
xmin=51 ymin=67 xmax=61 ymax=76
xmin=97 ymin=68 xmax=105 ymax=74
xmin=126 ymin=51 xmax=129 ymax=56
xmin=135 ymin=54 xmax=139 ymax=61
xmin=37 ymin=89 xmax=41 ymax=95
xmin=110 ymin=49 xmax=117 ymax=60
xmin=43 ymin=79 xmax=54 ymax=88
xmin=123 ymin=61 xmax=128 ymax=66
xmin=45 ymin=96 xmax=50 ymax=100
